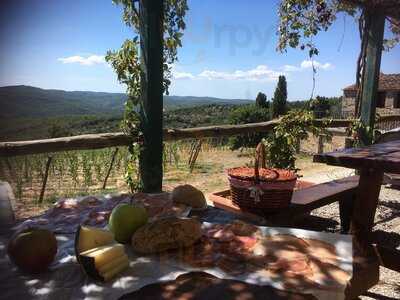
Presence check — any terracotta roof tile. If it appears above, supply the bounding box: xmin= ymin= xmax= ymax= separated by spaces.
xmin=343 ymin=73 xmax=400 ymax=91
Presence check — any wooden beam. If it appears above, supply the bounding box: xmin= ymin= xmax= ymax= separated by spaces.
xmin=0 ymin=133 xmax=131 ymax=157
xmin=1 ymin=116 xmax=399 ymax=157
xmin=139 ymin=0 xmax=164 ymax=192
xmin=0 ymin=119 xmax=352 ymax=157
xmin=359 ymin=10 xmax=385 ymax=146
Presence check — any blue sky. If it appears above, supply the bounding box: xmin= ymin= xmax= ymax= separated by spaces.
xmin=0 ymin=0 xmax=399 ymax=101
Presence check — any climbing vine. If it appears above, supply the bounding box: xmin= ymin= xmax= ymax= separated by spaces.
xmin=106 ymin=0 xmax=188 ymax=192
xmin=347 ymin=114 xmax=381 ymax=146
xmin=264 ymin=110 xmax=330 ymax=171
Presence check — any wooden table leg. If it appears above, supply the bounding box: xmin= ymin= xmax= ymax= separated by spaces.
xmin=339 ymin=193 xmax=355 ymax=234
xmin=350 ymin=168 xmax=383 ymax=251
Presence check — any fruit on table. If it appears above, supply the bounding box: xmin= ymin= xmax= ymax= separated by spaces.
xmin=7 ymin=228 xmax=57 ymax=274
xmin=171 ymin=184 xmax=207 ymax=209
xmin=74 ymin=225 xmax=129 ymax=282
xmin=79 ymin=244 xmax=129 ymax=282
xmin=108 ymin=204 xmax=148 ymax=243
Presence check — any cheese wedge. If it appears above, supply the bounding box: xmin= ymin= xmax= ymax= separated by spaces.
xmin=98 ymin=254 xmax=128 ymax=274
xmin=100 ymin=257 xmax=129 ymax=281
xmin=101 ymin=258 xmax=129 ymax=282
xmin=80 ymin=244 xmax=125 ymax=268
xmin=75 ymin=226 xmax=114 ymax=253
xmin=75 ymin=225 xmax=130 ymax=282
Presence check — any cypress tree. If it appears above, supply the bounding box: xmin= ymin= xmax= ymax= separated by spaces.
xmin=272 ymin=75 xmax=287 ymax=118
xmin=255 ymin=92 xmax=267 ymax=108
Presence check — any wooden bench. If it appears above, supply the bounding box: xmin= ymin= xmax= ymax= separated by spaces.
xmin=210 ymin=176 xmax=359 ymax=232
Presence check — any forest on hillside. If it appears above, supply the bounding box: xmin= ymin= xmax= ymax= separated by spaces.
xmin=0 ymin=96 xmax=342 ymax=142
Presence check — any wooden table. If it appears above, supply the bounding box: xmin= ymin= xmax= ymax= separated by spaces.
xmin=314 ymin=140 xmax=400 ymax=273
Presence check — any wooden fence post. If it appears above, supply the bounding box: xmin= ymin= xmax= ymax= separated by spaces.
xmin=139 ymin=0 xmax=164 ymax=193
xmin=317 ymin=134 xmax=325 ymax=154
xmin=102 ymin=148 xmax=119 ymax=190
xmin=189 ymin=140 xmax=202 ymax=173
xmin=345 ymin=137 xmax=354 ymax=149
xmin=39 ymin=156 xmax=52 ymax=204
xmin=188 ymin=140 xmax=197 ymax=165
xmin=295 ymin=138 xmax=301 ymax=154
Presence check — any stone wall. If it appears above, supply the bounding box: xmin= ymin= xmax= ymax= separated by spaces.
xmin=342 ymin=90 xmax=400 ymax=117
xmin=342 ymin=90 xmax=357 ymax=117
xmin=377 ymin=107 xmax=400 ymax=115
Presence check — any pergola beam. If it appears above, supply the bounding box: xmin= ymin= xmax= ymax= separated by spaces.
xmin=139 ymin=0 xmax=164 ymax=192
xmin=359 ymin=9 xmax=385 ymax=145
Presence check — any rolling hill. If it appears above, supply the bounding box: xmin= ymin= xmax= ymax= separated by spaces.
xmin=0 ymin=85 xmax=252 ymax=119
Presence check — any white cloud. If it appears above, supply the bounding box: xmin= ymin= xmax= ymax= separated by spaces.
xmin=282 ymin=60 xmax=334 ymax=72
xmin=172 ymin=71 xmax=195 ymax=80
xmin=169 ymin=64 xmax=195 ymax=80
xmin=198 ymin=65 xmax=282 ymax=81
xmin=300 ymin=60 xmax=333 ymax=70
xmin=58 ymin=55 xmax=105 ymax=66
xmin=282 ymin=65 xmax=301 ymax=72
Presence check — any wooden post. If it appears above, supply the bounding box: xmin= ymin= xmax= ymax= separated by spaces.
xmin=256 ymin=142 xmax=267 ymax=168
xmin=39 ymin=156 xmax=52 ymax=204
xmin=317 ymin=134 xmax=325 ymax=154
xmin=359 ymin=10 xmax=385 ymax=146
xmin=344 ymin=137 xmax=354 ymax=149
xmin=295 ymin=137 xmax=301 ymax=154
xmin=188 ymin=140 xmax=197 ymax=166
xmin=189 ymin=140 xmax=202 ymax=173
xmin=139 ymin=0 xmax=164 ymax=193
xmin=102 ymin=148 xmax=119 ymax=190
xmin=351 ymin=168 xmax=383 ymax=249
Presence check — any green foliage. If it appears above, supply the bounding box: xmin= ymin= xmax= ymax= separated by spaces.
xmin=164 ymin=104 xmax=239 ymax=128
xmin=47 ymin=121 xmax=71 ymax=138
xmin=277 ymin=0 xmax=399 ymax=55
xmin=0 ymin=85 xmax=126 ymax=119
xmin=105 ymin=39 xmax=141 ymax=143
xmin=308 ymin=96 xmax=342 ymax=119
xmin=255 ymin=92 xmax=268 ymax=108
xmin=347 ymin=114 xmax=380 ymax=146
xmin=0 ymin=86 xmax=253 ymax=123
xmin=309 ymin=96 xmax=331 ymax=118
xmin=229 ymin=104 xmax=270 ymax=150
xmin=309 ymin=95 xmax=342 ymax=118
xmin=272 ymin=75 xmax=288 ymax=118
xmin=277 ymin=0 xmax=339 ymax=56
xmin=264 ymin=110 xmax=328 ymax=170
xmin=287 ymin=100 xmax=310 ymax=111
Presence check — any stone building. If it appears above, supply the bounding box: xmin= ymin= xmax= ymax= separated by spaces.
xmin=342 ymin=73 xmax=400 ymax=117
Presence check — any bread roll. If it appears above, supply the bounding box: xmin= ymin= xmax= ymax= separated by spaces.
xmin=132 ymin=217 xmax=202 ymax=253
xmin=171 ymin=184 xmax=207 ymax=209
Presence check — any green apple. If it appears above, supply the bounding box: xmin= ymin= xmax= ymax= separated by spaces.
xmin=108 ymin=204 xmax=148 ymax=243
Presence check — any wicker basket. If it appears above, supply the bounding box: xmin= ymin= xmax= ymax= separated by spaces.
xmin=227 ymin=144 xmax=297 ymax=213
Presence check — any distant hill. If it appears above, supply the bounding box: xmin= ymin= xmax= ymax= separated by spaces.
xmin=0 ymin=85 xmax=252 ymax=119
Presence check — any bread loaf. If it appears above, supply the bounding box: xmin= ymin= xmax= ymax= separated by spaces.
xmin=171 ymin=184 xmax=207 ymax=209
xmin=132 ymin=217 xmax=202 ymax=253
